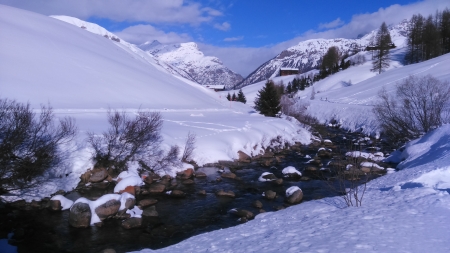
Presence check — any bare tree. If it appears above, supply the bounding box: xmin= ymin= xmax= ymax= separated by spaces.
xmin=181 ymin=131 xmax=196 ymax=162
xmin=87 ymin=110 xmax=163 ymax=172
xmin=0 ymin=99 xmax=77 ymax=192
xmin=373 ymin=75 xmax=450 ymax=142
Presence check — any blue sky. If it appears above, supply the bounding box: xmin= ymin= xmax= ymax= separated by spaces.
xmin=1 ymin=0 xmax=448 ymax=76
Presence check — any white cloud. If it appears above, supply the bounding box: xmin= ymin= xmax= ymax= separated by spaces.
xmin=214 ymin=22 xmax=231 ymax=31
xmin=0 ymin=0 xmax=222 ymax=24
xmin=318 ymin=18 xmax=344 ymax=30
xmin=223 ymin=36 xmax=243 ymax=42
xmin=116 ymin=24 xmax=191 ymax=45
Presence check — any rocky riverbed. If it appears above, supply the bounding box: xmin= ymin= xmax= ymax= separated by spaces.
xmin=0 ymin=126 xmax=398 ymax=253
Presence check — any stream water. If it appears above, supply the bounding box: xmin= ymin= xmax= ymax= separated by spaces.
xmin=0 ymin=127 xmax=398 ymax=253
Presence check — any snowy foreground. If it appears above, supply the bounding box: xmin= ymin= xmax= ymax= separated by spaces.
xmin=132 ymin=125 xmax=450 ymax=253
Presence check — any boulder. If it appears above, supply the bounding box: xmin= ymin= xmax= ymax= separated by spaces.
xmin=317 ymin=148 xmax=333 ymax=159
xmin=259 ymin=172 xmax=277 ymax=182
xmin=138 ymin=198 xmax=158 ymax=208
xmin=124 ymin=198 xmax=135 ymax=210
xmin=236 ymin=209 xmax=254 ymax=219
xmin=272 ymin=178 xmax=284 ymax=185
xmin=148 ymin=183 xmax=166 ymax=193
xmin=148 ymin=173 xmax=161 ymax=181
xmin=89 ymin=167 xmax=108 ymax=183
xmin=162 ymin=175 xmax=172 ymax=180
xmin=264 ymin=190 xmax=277 ymax=200
xmin=238 ymin=151 xmax=251 ymax=163
xmin=182 ymin=179 xmax=195 ymax=185
xmin=80 ymin=170 xmax=91 ymax=184
xmin=194 ymin=172 xmax=207 ymax=178
xmin=49 ymin=200 xmax=62 ymax=211
xmin=121 ymin=217 xmax=142 ymax=229
xmin=252 ymin=200 xmax=263 ymax=209
xmin=143 ymin=176 xmax=153 ymax=185
xmin=230 ymin=209 xmax=254 ymax=219
xmin=119 ymin=185 xmax=136 ymax=196
xmin=177 ymin=168 xmax=194 ymax=180
xmin=170 ymin=190 xmax=186 ymax=198
xmin=69 ymin=202 xmax=91 ymax=228
xmin=221 ymin=172 xmax=237 ymax=179
xmin=142 ymin=206 xmax=158 ymax=217
xmin=286 ymin=186 xmax=303 ymax=204
xmin=95 ymin=199 xmax=121 ymax=220
xmin=216 ymin=190 xmax=235 ymax=198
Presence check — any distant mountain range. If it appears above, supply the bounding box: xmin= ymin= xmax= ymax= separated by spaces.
xmin=139 ymin=41 xmax=243 ymax=89
xmin=237 ymin=20 xmax=408 ymax=88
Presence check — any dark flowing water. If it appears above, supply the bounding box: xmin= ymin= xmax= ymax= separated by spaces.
xmin=0 ymin=127 xmax=398 ymax=253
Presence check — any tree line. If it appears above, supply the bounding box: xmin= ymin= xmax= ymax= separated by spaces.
xmin=405 ymin=8 xmax=450 ymax=64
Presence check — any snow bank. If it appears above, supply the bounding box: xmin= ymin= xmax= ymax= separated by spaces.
xmin=50 ymin=195 xmax=74 ymax=210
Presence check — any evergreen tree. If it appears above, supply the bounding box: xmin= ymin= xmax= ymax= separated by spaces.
xmin=321 ymin=46 xmax=340 ymax=74
xmin=286 ymin=82 xmax=293 ymax=94
xmin=300 ymin=78 xmax=306 ymax=91
xmin=372 ymin=22 xmax=393 ymax=74
xmin=254 ymin=80 xmax=281 ymax=117
xmin=226 ymin=92 xmax=231 ymax=101
xmin=231 ymin=92 xmax=237 ymax=101
xmin=237 ymin=89 xmax=247 ymax=104
xmin=441 ymin=8 xmax=450 ymax=54
xmin=423 ymin=15 xmax=440 ymax=60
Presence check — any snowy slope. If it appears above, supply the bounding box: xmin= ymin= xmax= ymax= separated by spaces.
xmin=236 ymin=50 xmax=450 ymax=135
xmin=133 ymin=124 xmax=450 ymax=253
xmin=239 ymin=20 xmax=408 ymax=88
xmin=51 ymin=15 xmax=198 ymax=83
xmin=141 ymin=41 xmax=243 ymax=89
xmin=0 ymin=4 xmax=309 ymax=200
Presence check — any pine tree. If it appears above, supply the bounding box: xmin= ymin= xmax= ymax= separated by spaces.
xmin=286 ymin=82 xmax=293 ymax=94
xmin=231 ymin=92 xmax=237 ymax=101
xmin=254 ymin=80 xmax=281 ymax=117
xmin=237 ymin=89 xmax=247 ymax=104
xmin=226 ymin=92 xmax=231 ymax=101
xmin=372 ymin=22 xmax=393 ymax=74
xmin=321 ymin=46 xmax=340 ymax=74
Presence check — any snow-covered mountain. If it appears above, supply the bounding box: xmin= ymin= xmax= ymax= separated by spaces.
xmin=238 ymin=20 xmax=409 ymax=88
xmin=140 ymin=41 xmax=244 ymax=89
xmin=51 ymin=15 xmax=199 ymax=83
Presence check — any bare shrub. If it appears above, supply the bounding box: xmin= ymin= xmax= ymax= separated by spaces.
xmin=351 ymin=54 xmax=366 ymax=65
xmin=181 ymin=131 xmax=196 ymax=162
xmin=87 ymin=110 xmax=163 ymax=172
xmin=373 ymin=75 xmax=450 ymax=143
xmin=0 ymin=98 xmax=77 ymax=192
xmin=280 ymin=96 xmax=319 ymax=126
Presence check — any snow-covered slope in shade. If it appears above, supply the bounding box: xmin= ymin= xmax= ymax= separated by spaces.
xmin=51 ymin=15 xmax=198 ymax=83
xmin=0 ymin=4 xmax=310 ymax=200
xmin=133 ymin=124 xmax=450 ymax=253
xmin=141 ymin=41 xmax=244 ymax=89
xmin=238 ymin=20 xmax=408 ymax=88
